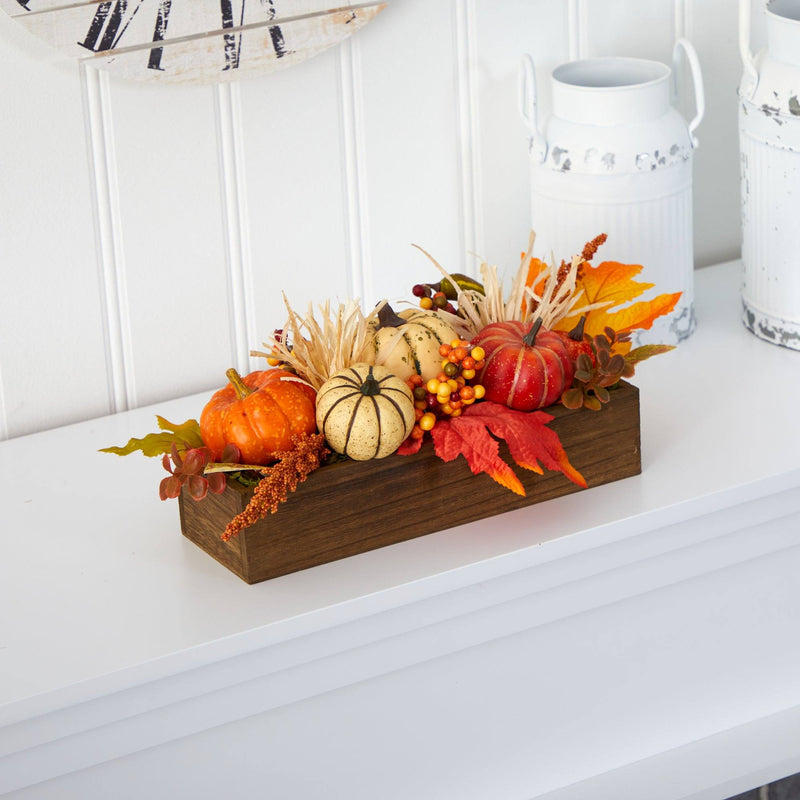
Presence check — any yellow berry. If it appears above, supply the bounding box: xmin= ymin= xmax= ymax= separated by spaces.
xmin=473 ymin=384 xmax=486 ymax=399
xmin=450 ymin=408 xmax=462 ymax=417
xmin=420 ymin=296 xmax=433 ymax=310
xmin=440 ymin=404 xmax=453 ymax=415
xmin=419 ymin=412 xmax=437 ymax=431
xmin=447 ymin=378 xmax=459 ymax=392
xmin=426 ymin=379 xmax=441 ymax=394
xmin=470 ymin=346 xmax=485 ymax=361
xmin=461 ymin=368 xmax=476 ymax=380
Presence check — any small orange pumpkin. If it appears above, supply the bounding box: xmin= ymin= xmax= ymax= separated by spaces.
xmin=200 ymin=368 xmax=317 ymax=465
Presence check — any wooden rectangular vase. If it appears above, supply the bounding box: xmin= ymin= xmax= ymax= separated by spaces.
xmin=179 ymin=381 xmax=641 ymax=584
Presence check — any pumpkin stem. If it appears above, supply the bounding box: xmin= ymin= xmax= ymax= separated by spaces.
xmin=360 ymin=366 xmax=382 ymax=396
xmin=522 ymin=317 xmax=544 ymax=347
xmin=376 ymin=302 xmax=407 ymax=330
xmin=568 ymin=315 xmax=587 ymax=342
xmin=226 ymin=368 xmax=253 ymax=400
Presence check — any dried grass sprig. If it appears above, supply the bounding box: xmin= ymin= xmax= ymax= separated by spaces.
xmin=414 ymin=231 xmax=608 ymax=336
xmin=252 ymin=295 xmax=381 ymax=391
xmin=523 ymin=254 xmax=614 ymax=329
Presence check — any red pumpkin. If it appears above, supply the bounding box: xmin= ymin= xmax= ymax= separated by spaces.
xmin=200 ymin=368 xmax=317 ymax=465
xmin=472 ymin=318 xmax=574 ymax=411
xmin=554 ymin=315 xmax=595 ymax=365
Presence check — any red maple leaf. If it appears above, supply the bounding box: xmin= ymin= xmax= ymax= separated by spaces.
xmin=461 ymin=402 xmax=587 ymax=488
xmin=418 ymin=401 xmax=585 ymax=495
xmin=431 ymin=415 xmax=526 ymax=495
xmin=397 ymin=435 xmax=424 ymax=455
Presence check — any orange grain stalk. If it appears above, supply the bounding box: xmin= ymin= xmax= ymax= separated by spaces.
xmin=222 ymin=433 xmax=329 ymax=541
xmin=581 ymin=233 xmax=608 ymax=262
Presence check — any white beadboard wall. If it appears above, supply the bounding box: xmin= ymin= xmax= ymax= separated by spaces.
xmin=0 ymin=0 xmax=749 ymax=440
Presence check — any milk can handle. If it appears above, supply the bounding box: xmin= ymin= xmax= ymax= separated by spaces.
xmin=738 ymin=0 xmax=759 ymax=98
xmin=518 ymin=54 xmax=547 ymax=162
xmin=673 ymin=38 xmax=705 ymax=148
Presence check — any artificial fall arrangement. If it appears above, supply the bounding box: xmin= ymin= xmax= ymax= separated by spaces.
xmin=102 ymin=232 xmax=678 ymax=581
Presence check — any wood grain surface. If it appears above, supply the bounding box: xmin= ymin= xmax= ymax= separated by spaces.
xmin=179 ymin=381 xmax=641 ymax=583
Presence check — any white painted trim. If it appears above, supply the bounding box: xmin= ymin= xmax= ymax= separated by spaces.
xmin=674 ymin=0 xmax=694 ymax=41
xmin=534 ymin=703 xmax=800 ymax=800
xmin=567 ymin=0 xmax=588 ymax=61
xmin=672 ymin=0 xmax=696 ymax=123
xmin=339 ymin=37 xmax=372 ymax=305
xmin=80 ymin=63 xmax=136 ymax=413
xmin=214 ymin=81 xmax=257 ymax=375
xmin=2 ymin=482 xmax=799 ymax=793
xmin=0 ymin=360 xmax=8 ymax=442
xmin=454 ymin=0 xmax=484 ymax=268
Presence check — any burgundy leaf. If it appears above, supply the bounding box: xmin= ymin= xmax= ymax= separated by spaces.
xmin=207 ymin=472 xmax=227 ymax=495
xmin=221 ymin=443 xmax=241 ymax=463
xmin=187 ymin=474 xmax=209 ymax=501
xmin=182 ymin=448 xmax=206 ymax=476
xmin=159 ymin=475 xmax=183 ymax=500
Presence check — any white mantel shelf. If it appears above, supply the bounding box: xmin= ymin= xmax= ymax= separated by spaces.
xmin=1 ymin=260 xmax=799 ymax=799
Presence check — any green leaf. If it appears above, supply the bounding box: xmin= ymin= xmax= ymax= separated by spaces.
xmin=561 ymin=388 xmax=584 ymax=409
xmin=100 ymin=417 xmax=203 ymax=458
xmin=625 ymin=344 xmax=675 ymax=366
xmin=583 ymin=394 xmax=602 ymax=411
xmin=576 ymin=353 xmax=594 ymax=373
xmin=593 ymin=385 xmax=611 ymax=404
xmin=155 ymin=416 xmax=204 ymax=446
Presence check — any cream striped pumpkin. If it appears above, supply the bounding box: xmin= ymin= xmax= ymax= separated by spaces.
xmin=315 ymin=364 xmax=415 ymax=460
xmin=368 ymin=309 xmax=458 ymax=382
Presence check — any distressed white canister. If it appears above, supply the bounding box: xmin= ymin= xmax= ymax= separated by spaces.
xmin=520 ymin=41 xmax=704 ymax=345
xmin=739 ymin=0 xmax=800 ymax=350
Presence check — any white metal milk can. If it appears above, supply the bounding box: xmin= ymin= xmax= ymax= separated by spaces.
xmin=739 ymin=0 xmax=800 ymax=350
xmin=520 ymin=41 xmax=704 ymax=345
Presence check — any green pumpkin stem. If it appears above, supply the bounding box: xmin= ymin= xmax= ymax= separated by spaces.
xmin=523 ymin=317 xmax=545 ymax=347
xmin=226 ymin=368 xmax=253 ymax=400
xmin=360 ymin=366 xmax=382 ymax=396
xmin=568 ymin=315 xmax=587 ymax=342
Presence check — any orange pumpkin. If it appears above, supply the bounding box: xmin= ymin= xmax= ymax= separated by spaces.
xmin=200 ymin=368 xmax=317 ymax=465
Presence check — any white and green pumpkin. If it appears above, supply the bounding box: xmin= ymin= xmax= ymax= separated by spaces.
xmin=316 ymin=363 xmax=415 ymax=460
xmin=366 ymin=307 xmax=458 ymax=382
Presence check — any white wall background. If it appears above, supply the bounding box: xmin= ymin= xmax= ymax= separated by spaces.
xmin=0 ymin=0 xmax=754 ymax=440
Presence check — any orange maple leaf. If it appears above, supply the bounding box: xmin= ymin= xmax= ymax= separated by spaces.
xmin=600 ymin=292 xmax=682 ymax=334
xmin=524 ymin=256 xmax=550 ymax=298
xmin=554 ymin=260 xmax=680 ymax=340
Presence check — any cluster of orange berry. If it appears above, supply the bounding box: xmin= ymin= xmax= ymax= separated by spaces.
xmin=406 ymin=340 xmax=487 ymax=439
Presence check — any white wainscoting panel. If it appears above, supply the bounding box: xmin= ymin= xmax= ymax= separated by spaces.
xmin=239 ymin=46 xmax=352 ymax=359
xmin=105 ymin=75 xmax=233 ymax=407
xmin=357 ymin=0 xmax=464 ymax=306
xmin=0 ymin=0 xmax=752 ymax=439
xmin=0 ymin=14 xmax=109 ymax=438
xmin=684 ymin=0 xmax=742 ymax=269
xmin=583 ymin=0 xmax=677 ymax=62
xmin=474 ymin=0 xmax=569 ymax=273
